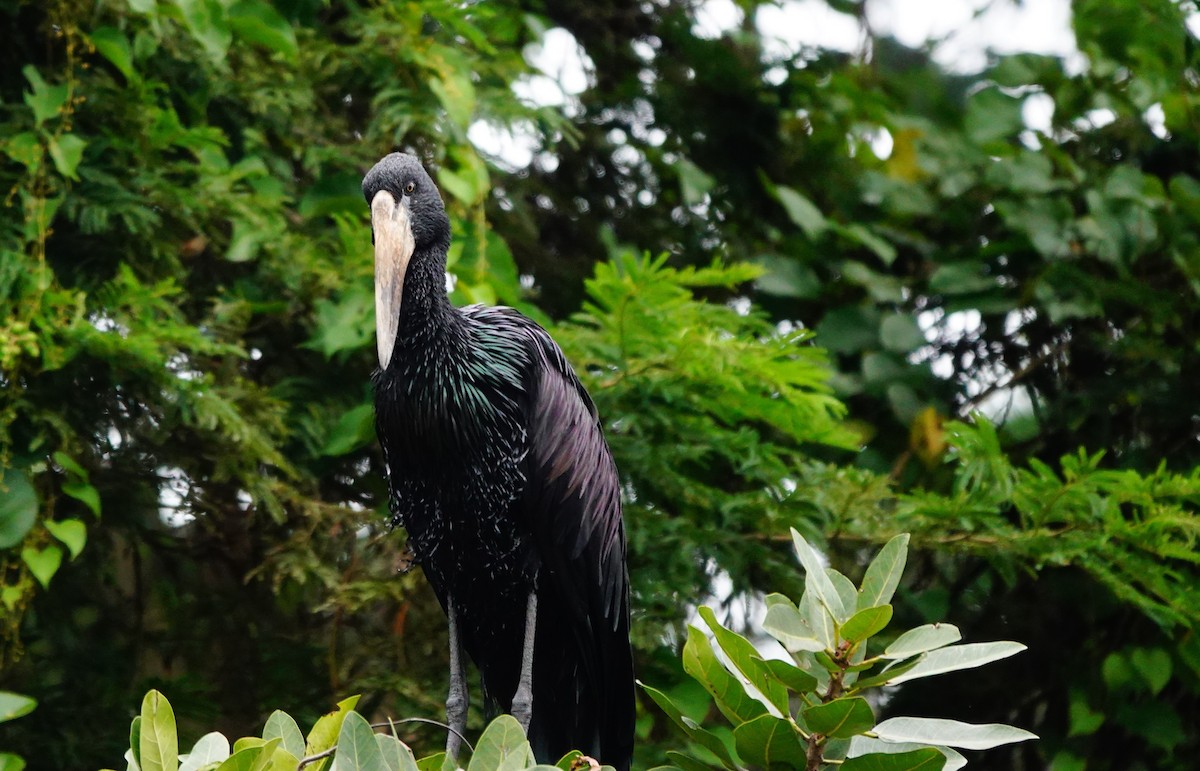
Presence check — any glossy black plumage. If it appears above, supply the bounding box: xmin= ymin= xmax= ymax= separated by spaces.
xmin=364 ymin=154 xmax=634 ymax=769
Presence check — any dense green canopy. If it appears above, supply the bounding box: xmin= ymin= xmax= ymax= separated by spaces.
xmin=3 ymin=0 xmax=1200 ymax=769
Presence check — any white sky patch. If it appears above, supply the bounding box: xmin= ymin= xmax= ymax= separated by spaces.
xmin=694 ymin=0 xmax=741 ymax=39
xmin=758 ymin=0 xmax=863 ymax=58
xmin=1144 ymin=103 xmax=1169 ymax=139
xmin=868 ymin=0 xmax=1081 ymax=73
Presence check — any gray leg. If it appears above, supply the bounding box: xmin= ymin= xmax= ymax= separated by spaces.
xmin=511 ymin=592 xmax=538 ymax=733
xmin=446 ymin=596 xmax=469 ymax=760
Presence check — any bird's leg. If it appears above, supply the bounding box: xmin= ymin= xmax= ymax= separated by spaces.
xmin=511 ymin=591 xmax=538 ymax=734
xmin=446 ymin=596 xmax=469 ymax=761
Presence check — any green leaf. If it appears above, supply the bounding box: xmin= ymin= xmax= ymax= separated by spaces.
xmin=263 ymin=711 xmax=305 ymax=759
xmin=213 ymin=744 xmax=266 ymax=771
xmin=682 ymin=625 xmax=768 ymax=724
xmin=841 ymin=748 xmax=946 ymax=771
xmin=815 ymin=306 xmax=880 ymax=354
xmin=803 ymin=697 xmax=875 ymax=738
xmin=305 ymin=695 xmax=361 ymax=756
xmin=376 ymin=734 xmax=419 ymax=771
xmin=1067 ymin=691 xmax=1104 ymax=737
xmin=229 ymin=0 xmax=298 ymax=59
xmin=752 ymin=657 xmax=818 ymax=694
xmin=640 ymin=683 xmax=738 ymax=770
xmin=0 ymin=693 xmax=36 ymax=722
xmin=0 ymin=468 xmax=38 ymax=549
xmin=48 ymin=135 xmax=87 ymax=180
xmin=791 ymin=529 xmax=847 ymax=621
xmin=62 ymin=479 xmax=102 ymax=517
xmin=173 ymin=0 xmax=233 ymax=62
xmin=4 ymin=132 xmax=42 ymax=170
xmin=848 ymin=737 xmax=963 ymax=771
xmin=0 ymin=753 xmax=26 ymax=771
xmin=1169 ymin=175 xmax=1200 ymax=225
xmin=23 ymin=65 xmax=68 ymax=125
xmin=429 ymin=73 xmax=476 ymax=129
xmin=298 ymin=173 xmax=363 ymax=219
xmin=21 ymin=545 xmax=62 ymax=589
xmin=698 ymin=607 xmax=788 ymax=713
xmin=180 ymin=733 xmax=231 ymax=771
xmin=131 ymin=715 xmax=142 ymax=769
xmin=840 ymin=605 xmax=893 ymax=644
xmin=799 ymin=586 xmax=836 ymax=650
xmin=762 ymin=602 xmax=825 ymax=652
xmin=92 ymin=27 xmax=136 ymax=79
xmin=467 ymin=715 xmax=534 ymax=771
xmin=139 ymin=690 xmax=179 ymax=771
xmin=885 ymin=642 xmax=1026 ymax=685
xmin=678 ymin=158 xmax=715 ymax=207
xmin=872 ymin=717 xmax=1037 ymax=750
xmin=775 ymin=185 xmax=827 ymax=239
xmin=883 ymin=624 xmax=961 ymax=660
xmin=732 ymin=715 xmax=807 ymax=768
xmin=1130 ymin=647 xmax=1172 ymax=696
xmin=336 ymin=712 xmax=388 ymax=771
xmin=835 ymin=222 xmax=898 ymax=266
xmin=964 ymin=87 xmax=1023 ymax=145
xmin=879 ymin=314 xmax=924 ymax=353
xmin=858 ymin=534 xmax=909 ymax=609
xmin=321 ymin=403 xmax=375 ymax=457
xmin=43 ymin=519 xmax=86 ymax=559
xmin=414 ymin=752 xmax=447 ymax=771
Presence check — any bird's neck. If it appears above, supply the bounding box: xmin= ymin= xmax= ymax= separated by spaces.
xmin=397 ymin=245 xmax=459 ymax=343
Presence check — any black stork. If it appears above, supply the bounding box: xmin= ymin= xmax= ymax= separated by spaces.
xmin=363 ymin=153 xmax=634 ymax=770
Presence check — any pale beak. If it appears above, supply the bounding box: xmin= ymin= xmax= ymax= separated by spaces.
xmin=372 ymin=190 xmax=415 ymax=369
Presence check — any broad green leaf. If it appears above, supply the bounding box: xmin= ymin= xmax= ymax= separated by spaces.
xmin=879 ymin=314 xmax=924 ymax=353
xmin=858 ymin=535 xmax=909 ymax=609
xmin=213 ymin=745 xmax=266 ymax=771
xmin=964 ymin=87 xmax=1023 ymax=145
xmin=3 ymin=132 xmax=42 ymax=170
xmin=1067 ymin=691 xmax=1104 ymax=737
xmin=0 ymin=693 xmax=36 ymax=722
xmin=1169 ymin=175 xmax=1200 ymax=225
xmin=886 ymin=642 xmax=1025 ymax=685
xmin=180 ymin=733 xmax=230 ymax=771
xmin=305 ymin=695 xmax=360 ymax=756
xmin=799 ymin=587 xmax=836 ymax=650
xmin=872 ymin=717 xmax=1037 ymax=750
xmin=336 ymin=712 xmax=388 ymax=771
xmin=840 ymin=605 xmax=893 ymax=644
xmin=848 ymin=738 xmax=964 ymax=771
xmin=803 ymin=697 xmax=875 ymax=738
xmin=0 ymin=753 xmax=25 ymax=771
xmin=1130 ymin=647 xmax=1172 ymax=696
xmin=0 ymin=469 xmax=37 ymax=549
xmin=883 ymin=625 xmax=961 ymax=660
xmin=752 ymin=657 xmax=818 ymax=694
xmin=48 ymin=135 xmax=87 ymax=180
xmin=263 ymin=711 xmax=305 ymax=759
xmin=850 ymin=657 xmax=923 ymax=691
xmin=23 ymin=65 xmax=68 ymax=125
xmin=91 ymin=27 xmax=135 ymax=79
xmin=62 ymin=479 xmax=102 ymax=517
xmin=698 ymin=607 xmax=788 ymax=714
xmin=828 ymin=569 xmax=859 ymax=619
xmin=467 ymin=715 xmax=534 ymax=771
xmin=640 ymin=684 xmax=737 ymax=770
xmin=836 ymin=222 xmax=898 ymax=265
xmin=732 ymin=715 xmax=806 ymax=768
xmin=376 ymin=734 xmax=419 ymax=771
xmin=173 ymin=0 xmax=233 ymax=62
xmin=775 ymin=185 xmax=827 ymax=239
xmin=841 ymin=748 xmax=945 ymax=771
xmin=762 ymin=602 xmax=824 ymax=652
xmin=682 ymin=625 xmax=768 ymax=724
xmin=229 ymin=0 xmax=298 ymax=59
xmin=131 ymin=716 xmax=142 ymax=769
xmin=21 ymin=545 xmax=62 ymax=589
xmin=139 ymin=690 xmax=178 ymax=771
xmin=321 ymin=403 xmax=375 ymax=456
xmin=791 ymin=529 xmax=847 ymax=622
xmin=430 ymin=74 xmax=476 ymax=129
xmin=665 ymin=751 xmax=715 ymax=771
xmin=678 ymin=158 xmax=715 ymax=207
xmin=553 ymin=751 xmax=582 ymax=771
xmin=298 ymin=173 xmax=363 ymax=219
xmin=414 ymin=752 xmax=447 ymax=771
xmin=43 ymin=519 xmax=86 ymax=559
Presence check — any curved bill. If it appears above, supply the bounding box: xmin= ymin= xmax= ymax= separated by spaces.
xmin=372 ymin=190 xmax=415 ymax=369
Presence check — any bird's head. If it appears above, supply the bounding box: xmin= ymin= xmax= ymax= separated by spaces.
xmin=362 ymin=153 xmax=451 ymax=368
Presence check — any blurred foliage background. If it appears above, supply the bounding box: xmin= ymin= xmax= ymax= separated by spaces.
xmin=3 ymin=0 xmax=1200 ymax=768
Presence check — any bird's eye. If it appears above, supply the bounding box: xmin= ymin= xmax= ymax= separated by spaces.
xmin=404 ymin=182 xmax=416 ymax=194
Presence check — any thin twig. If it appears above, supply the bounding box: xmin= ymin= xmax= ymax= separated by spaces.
xmin=296 ymin=716 xmax=476 ymax=769
xmin=370 ymin=717 xmax=475 ymax=753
